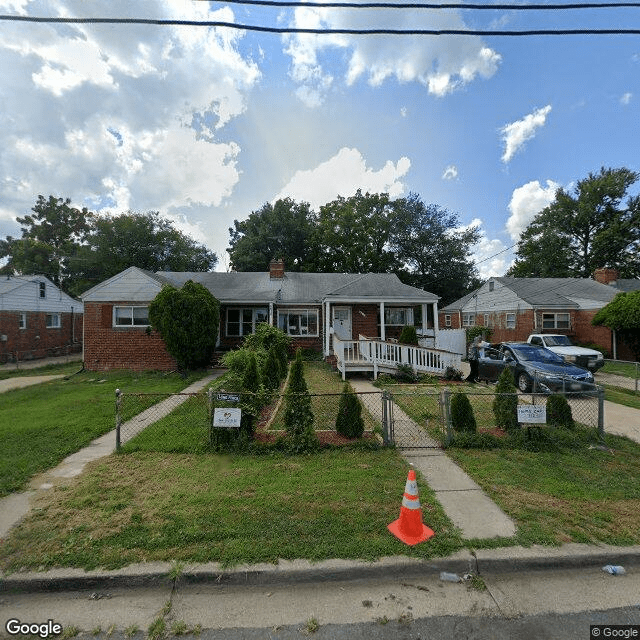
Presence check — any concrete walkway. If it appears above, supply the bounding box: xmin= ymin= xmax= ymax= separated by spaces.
xmin=0 ymin=372 xmax=224 ymax=540
xmin=350 ymin=378 xmax=517 ymax=541
xmin=0 ymin=374 xmax=66 ymax=393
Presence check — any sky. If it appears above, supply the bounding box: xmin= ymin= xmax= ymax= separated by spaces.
xmin=0 ymin=0 xmax=638 ymax=280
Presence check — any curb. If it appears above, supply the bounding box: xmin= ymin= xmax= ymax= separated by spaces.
xmin=2 ymin=545 xmax=639 ymax=594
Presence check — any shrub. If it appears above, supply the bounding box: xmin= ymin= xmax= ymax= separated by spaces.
xmin=241 ymin=352 xmax=261 ymax=395
xmin=546 ymin=393 xmax=575 ymax=430
xmin=450 ymin=392 xmax=477 ymax=433
xmin=398 ymin=325 xmax=419 ymax=345
xmin=443 ymin=366 xmax=463 ymax=381
xmin=395 ymin=363 xmax=418 ymax=383
xmin=492 ymin=368 xmax=519 ymax=433
xmin=148 ymin=281 xmax=220 ymax=370
xmin=283 ymin=350 xmax=318 ymax=451
xmin=243 ymin=324 xmax=290 ymax=365
xmin=262 ymin=344 xmax=283 ymax=390
xmin=335 ymin=383 xmax=365 ymax=438
xmin=466 ymin=326 xmax=492 ymax=346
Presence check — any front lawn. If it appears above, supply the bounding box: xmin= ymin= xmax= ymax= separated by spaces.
xmin=0 ymin=369 xmax=210 ymax=497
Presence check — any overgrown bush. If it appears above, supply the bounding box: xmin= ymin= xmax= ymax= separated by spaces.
xmin=335 ymin=382 xmax=365 ymax=438
xmin=244 ymin=323 xmax=290 ymax=366
xmin=450 ymin=392 xmax=477 ymax=433
xmin=443 ymin=366 xmax=463 ymax=381
xmin=398 ymin=325 xmax=419 ymax=345
xmin=283 ymin=349 xmax=318 ymax=452
xmin=395 ymin=363 xmax=419 ymax=382
xmin=492 ymin=368 xmax=519 ymax=433
xmin=148 ymin=281 xmax=220 ymax=370
xmin=546 ymin=393 xmax=575 ymax=430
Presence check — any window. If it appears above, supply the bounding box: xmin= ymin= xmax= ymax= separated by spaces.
xmin=278 ymin=309 xmax=319 ymax=336
xmin=226 ymin=308 xmax=268 ymax=337
xmin=489 ymin=281 xmax=494 ymax=292
xmin=542 ymin=313 xmax=570 ymax=330
xmin=506 ymin=313 xmax=516 ymax=329
xmin=39 ymin=282 xmax=46 ymax=298
xmin=114 ymin=306 xmax=149 ymax=327
xmin=384 ymin=307 xmax=414 ymax=326
xmin=19 ymin=312 xmax=27 ymax=329
xmin=46 ymin=313 xmax=61 ymax=328
xmin=462 ymin=313 xmax=475 ymax=327
xmin=444 ymin=314 xmax=451 ymax=327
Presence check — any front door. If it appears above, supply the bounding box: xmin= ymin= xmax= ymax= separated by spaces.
xmin=332 ymin=307 xmax=352 ymax=341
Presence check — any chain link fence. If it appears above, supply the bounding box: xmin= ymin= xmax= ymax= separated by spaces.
xmin=602 ymin=358 xmax=639 ymax=394
xmin=115 ymin=383 xmax=606 ymax=453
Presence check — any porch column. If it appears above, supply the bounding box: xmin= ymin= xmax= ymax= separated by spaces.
xmin=269 ymin=302 xmax=274 ymax=326
xmin=421 ymin=303 xmax=428 ymax=336
xmin=432 ymin=302 xmax=439 ymax=332
xmin=325 ymin=301 xmax=331 ymax=356
xmin=380 ymin=302 xmax=385 ymax=342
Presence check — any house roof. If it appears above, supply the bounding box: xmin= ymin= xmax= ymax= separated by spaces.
xmin=81 ymin=267 xmax=439 ymax=305
xmin=442 ymin=277 xmax=621 ymax=312
xmin=614 ymin=279 xmax=640 ymax=293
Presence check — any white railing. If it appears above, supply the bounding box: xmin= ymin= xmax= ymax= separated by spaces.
xmin=333 ymin=336 xmax=461 ymax=378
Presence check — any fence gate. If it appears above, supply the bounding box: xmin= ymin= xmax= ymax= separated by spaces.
xmin=382 ymin=389 xmax=445 ymax=449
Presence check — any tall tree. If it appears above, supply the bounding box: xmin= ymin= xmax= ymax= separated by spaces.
xmin=0 ymin=195 xmax=93 ymax=290
xmin=227 ymin=198 xmax=314 ymax=272
xmin=508 ymin=167 xmax=640 ymax=278
xmin=83 ymin=211 xmax=217 ymax=287
xmin=391 ymin=193 xmax=481 ymax=305
xmin=313 ymin=190 xmax=399 ymax=273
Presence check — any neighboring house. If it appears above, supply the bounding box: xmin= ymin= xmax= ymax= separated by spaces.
xmin=0 ymin=274 xmax=83 ymax=363
xmin=439 ymin=268 xmax=640 ymax=360
xmin=80 ymin=261 xmax=443 ymax=372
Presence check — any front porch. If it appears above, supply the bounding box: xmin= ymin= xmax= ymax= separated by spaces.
xmin=332 ymin=336 xmax=462 ymax=380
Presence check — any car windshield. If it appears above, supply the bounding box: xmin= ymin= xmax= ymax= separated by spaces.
xmin=543 ymin=335 xmax=572 ymax=346
xmin=508 ymin=345 xmax=565 ymax=364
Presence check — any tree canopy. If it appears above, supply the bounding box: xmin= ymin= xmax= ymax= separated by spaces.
xmin=592 ymin=290 xmax=640 ymax=360
xmin=1 ymin=197 xmax=217 ymax=297
xmin=508 ymin=167 xmax=640 ymax=279
xmin=227 ymin=191 xmax=480 ymax=305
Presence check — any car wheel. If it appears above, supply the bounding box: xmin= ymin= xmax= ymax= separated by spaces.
xmin=517 ymin=372 xmax=532 ymax=392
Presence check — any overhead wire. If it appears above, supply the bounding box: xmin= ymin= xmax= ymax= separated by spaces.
xmin=1 ymin=14 xmax=639 ymax=35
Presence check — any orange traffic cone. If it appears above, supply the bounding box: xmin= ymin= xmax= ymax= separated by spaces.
xmin=387 ymin=469 xmax=435 ymax=546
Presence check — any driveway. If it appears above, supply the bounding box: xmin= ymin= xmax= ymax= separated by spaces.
xmin=0 ymin=375 xmax=66 ymax=394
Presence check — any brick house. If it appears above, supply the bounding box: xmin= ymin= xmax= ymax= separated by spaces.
xmin=0 ymin=275 xmax=83 ymax=363
xmin=439 ymin=268 xmax=640 ymax=360
xmin=80 ymin=261 xmax=440 ymax=371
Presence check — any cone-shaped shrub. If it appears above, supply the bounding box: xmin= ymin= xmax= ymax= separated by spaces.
xmin=398 ymin=325 xmax=419 ymax=345
xmin=335 ymin=382 xmax=365 ymax=438
xmin=546 ymin=393 xmax=574 ymax=430
xmin=242 ymin=352 xmax=260 ymax=395
xmin=492 ymin=367 xmax=519 ymax=433
xmin=283 ymin=350 xmax=318 ymax=451
xmin=262 ymin=344 xmax=282 ymax=390
xmin=450 ymin=392 xmax=477 ymax=433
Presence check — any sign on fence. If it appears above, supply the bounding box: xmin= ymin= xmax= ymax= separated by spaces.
xmin=517 ymin=405 xmax=547 ymax=424
xmin=213 ymin=408 xmax=242 ymax=428
xmin=216 ymin=392 xmax=240 ymax=403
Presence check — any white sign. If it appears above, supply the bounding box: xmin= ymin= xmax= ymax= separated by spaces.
xmin=517 ymin=405 xmax=547 ymax=424
xmin=213 ymin=408 xmax=242 ymax=428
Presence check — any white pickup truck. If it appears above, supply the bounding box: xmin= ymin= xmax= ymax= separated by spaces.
xmin=526 ymin=334 xmax=604 ymax=372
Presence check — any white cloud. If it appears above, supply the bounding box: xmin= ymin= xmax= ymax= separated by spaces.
xmin=459 ymin=218 xmax=508 ymax=279
xmin=275 ymin=147 xmax=411 ymax=209
xmin=506 ymin=179 xmax=559 ymax=241
xmin=442 ymin=165 xmax=458 ymax=180
xmin=283 ymin=4 xmax=501 ymax=105
xmin=500 ymin=105 xmax=552 ymax=164
xmin=0 ymin=0 xmax=259 ymax=237
xmin=621 ymin=92 xmax=633 ymax=105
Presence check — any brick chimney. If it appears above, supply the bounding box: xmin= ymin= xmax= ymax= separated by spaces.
xmin=269 ymin=259 xmax=285 ymax=279
xmin=594 ymin=267 xmax=619 ymax=285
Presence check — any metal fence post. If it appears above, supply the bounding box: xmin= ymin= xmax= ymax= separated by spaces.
xmin=207 ymin=387 xmax=214 ymax=447
xmin=441 ymin=388 xmax=452 ymax=447
xmin=382 ymin=390 xmax=390 ymax=445
xmin=115 ymin=389 xmax=122 ymax=451
xmin=597 ymin=386 xmax=605 ymax=440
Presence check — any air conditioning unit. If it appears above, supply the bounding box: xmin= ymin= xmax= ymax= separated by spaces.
xmin=0 ymin=335 xmax=7 ymax=342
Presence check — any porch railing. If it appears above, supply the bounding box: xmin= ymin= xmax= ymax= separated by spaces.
xmin=333 ymin=335 xmax=461 ymax=378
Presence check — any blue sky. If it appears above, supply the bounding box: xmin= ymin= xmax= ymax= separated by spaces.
xmin=0 ymin=0 xmax=638 ymax=278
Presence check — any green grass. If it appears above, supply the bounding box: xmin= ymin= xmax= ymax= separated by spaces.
xmin=0 ymin=448 xmax=463 ymax=571
xmin=0 ymin=369 xmax=210 ymax=497
xmin=601 ymin=361 xmax=639 ymax=378
xmin=604 ymin=386 xmax=640 ymax=409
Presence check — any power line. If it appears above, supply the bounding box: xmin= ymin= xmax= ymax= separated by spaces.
xmin=1 ymin=15 xmax=639 ymax=35
xmin=198 ymin=0 xmax=640 ymax=8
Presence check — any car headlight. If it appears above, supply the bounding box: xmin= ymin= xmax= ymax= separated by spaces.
xmin=563 ymin=355 xmax=577 ymax=363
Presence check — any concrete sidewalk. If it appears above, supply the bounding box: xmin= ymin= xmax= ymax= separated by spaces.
xmin=0 ymin=371 xmax=224 ymax=540
xmin=349 ymin=378 xmax=517 ymax=541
